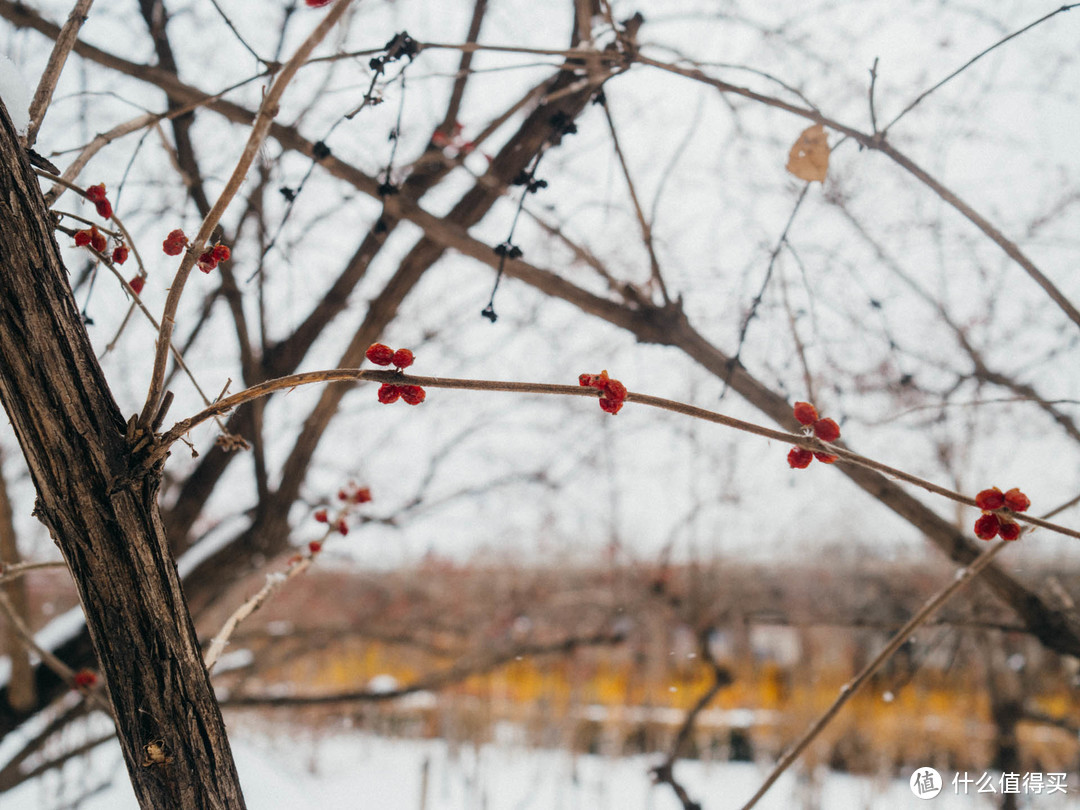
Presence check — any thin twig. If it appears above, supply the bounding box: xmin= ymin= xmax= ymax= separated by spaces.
xmin=24 ymin=0 xmax=94 ymax=149
xmin=867 ymin=56 xmax=879 ymax=133
xmin=883 ymin=4 xmax=1079 ymax=132
xmin=205 ymin=555 xmax=314 ymax=672
xmin=738 ymin=539 xmax=1011 ymax=810
xmin=0 ymin=591 xmax=112 ymax=717
xmin=139 ymin=0 xmax=354 ymax=428
xmin=152 ymin=368 xmax=1080 ymax=541
xmin=652 ymin=630 xmax=732 ymax=810
xmin=602 ymin=101 xmax=670 ymax=303
xmin=0 ymin=560 xmax=67 ymax=586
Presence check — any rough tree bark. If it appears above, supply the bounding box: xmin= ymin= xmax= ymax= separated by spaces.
xmin=0 ymin=99 xmax=245 ymax=807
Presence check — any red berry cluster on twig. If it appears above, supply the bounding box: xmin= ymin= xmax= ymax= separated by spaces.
xmin=85 ymin=183 xmax=112 ymax=219
xmin=74 ymin=225 xmax=107 ymax=253
xmin=310 ymin=482 xmax=374 ymax=557
xmin=973 ymin=486 xmax=1029 ymax=541
xmin=366 ymin=343 xmax=426 ymax=404
xmin=787 ymin=401 xmax=841 ymax=468
xmin=72 ymin=669 xmax=98 ymax=690
xmin=579 ymin=370 xmax=628 ymax=414
xmin=197 ymin=244 xmax=231 ymax=274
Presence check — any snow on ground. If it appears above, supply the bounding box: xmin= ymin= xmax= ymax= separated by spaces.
xmin=9 ymin=723 xmax=1070 ymax=809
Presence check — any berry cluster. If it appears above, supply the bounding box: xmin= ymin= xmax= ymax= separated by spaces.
xmin=197 ymin=244 xmax=230 ymax=274
xmin=431 ymin=121 xmax=475 ymax=155
xmin=311 ymin=482 xmax=374 ymax=544
xmin=74 ymin=225 xmax=106 ymax=253
xmin=579 ymin=370 xmax=628 ymax=415
xmin=973 ymin=486 xmax=1030 ymax=541
xmin=72 ymin=669 xmax=98 ymax=690
xmin=85 ymin=183 xmax=112 ymax=219
xmin=365 ymin=343 xmax=414 ymax=369
xmin=365 ymin=343 xmax=426 ymax=405
xmin=787 ymin=401 xmax=841 ymax=468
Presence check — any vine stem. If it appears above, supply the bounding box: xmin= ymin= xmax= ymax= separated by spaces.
xmin=138 ymin=0 xmax=354 ymax=429
xmin=152 ymin=369 xmax=1080 ymax=541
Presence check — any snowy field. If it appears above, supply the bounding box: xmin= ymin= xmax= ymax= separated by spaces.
xmin=7 ymin=724 xmax=1075 ymax=809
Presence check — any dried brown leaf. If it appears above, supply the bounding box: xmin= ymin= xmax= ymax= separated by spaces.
xmin=786 ymin=123 xmax=830 ymax=183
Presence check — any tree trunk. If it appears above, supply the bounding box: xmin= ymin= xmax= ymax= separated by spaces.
xmin=0 ymin=100 xmax=245 ymax=807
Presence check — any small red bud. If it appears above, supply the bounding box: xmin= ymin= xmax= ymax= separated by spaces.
xmin=793 ymin=401 xmax=818 ymax=426
xmin=378 ymin=383 xmax=401 ymax=404
xmin=74 ymin=229 xmax=92 ymax=247
xmin=163 ymin=229 xmax=188 ymax=256
xmin=112 ymin=245 xmax=129 ymax=264
xmin=354 ymin=487 xmax=373 ymax=504
xmin=400 ymin=385 xmax=426 ymax=405
xmin=212 ymin=244 xmax=231 ymax=263
xmin=975 ymin=487 xmax=1005 ymax=510
xmin=974 ymin=513 xmax=1000 ymax=540
xmin=1003 ymin=488 xmax=1030 ymax=513
xmin=314 ymin=509 xmax=328 ymax=523
xmin=335 ymin=518 xmax=349 ymax=536
xmin=366 ymin=343 xmax=395 ymax=366
xmin=90 ymin=228 xmax=107 ymax=253
xmin=812 ymin=418 xmax=841 ymax=443
xmin=787 ymin=448 xmax=814 ymax=469
xmin=129 ymin=276 xmax=145 ymax=295
xmin=998 ymin=521 xmax=1021 ymax=541
xmin=73 ymin=669 xmax=97 ymax=690
xmin=391 ymin=348 xmax=414 ymax=369
xmin=94 ymin=199 xmax=113 ymax=219
xmin=813 ymin=452 xmax=838 ymax=464
xmin=308 ymin=540 xmax=323 ymax=554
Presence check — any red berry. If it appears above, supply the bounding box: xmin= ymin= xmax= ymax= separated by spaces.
xmin=306 ymin=0 xmax=332 ymax=6
xmin=813 ymin=418 xmax=841 ymax=443
xmin=197 ymin=251 xmax=218 ymax=273
xmin=599 ymin=378 xmax=627 ymax=414
xmin=94 ymin=199 xmax=112 ymax=219
xmin=1003 ymin=488 xmax=1030 ymax=513
xmin=787 ymin=448 xmax=813 ymax=469
xmin=73 ymin=669 xmax=97 ymax=689
xmin=314 ymin=509 xmax=328 ymax=523
xmin=74 ymin=229 xmax=92 ymax=247
xmin=400 ymin=384 xmax=426 ymax=405
xmin=378 ymin=383 xmax=401 ymax=404
xmin=308 ymin=540 xmax=323 ymax=554
xmin=974 ymin=513 xmax=1000 ymax=540
xmin=813 ymin=452 xmax=838 ymax=464
xmin=129 ymin=276 xmax=145 ymax=295
xmin=212 ymin=244 xmax=231 ymax=263
xmin=391 ymin=348 xmax=414 ymax=369
xmin=354 ymin=487 xmax=373 ymax=504
xmin=85 ymin=183 xmax=107 ymax=202
xmin=975 ymin=487 xmax=1005 ymax=511
xmin=163 ymin=229 xmax=188 ymax=256
xmin=335 ymin=518 xmax=349 ymax=536
xmin=998 ymin=520 xmax=1021 ymax=541
xmin=112 ymin=245 xmax=129 ymax=264
xmin=793 ymin=401 xmax=818 ymax=426
xmin=366 ymin=343 xmax=395 ymax=366
xmin=90 ymin=227 xmax=107 ymax=253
